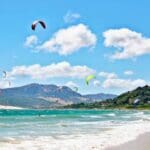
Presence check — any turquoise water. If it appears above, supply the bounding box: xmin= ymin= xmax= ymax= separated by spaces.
xmin=0 ymin=109 xmax=150 ymax=140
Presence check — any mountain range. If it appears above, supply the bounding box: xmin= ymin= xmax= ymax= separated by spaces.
xmin=0 ymin=83 xmax=116 ymax=109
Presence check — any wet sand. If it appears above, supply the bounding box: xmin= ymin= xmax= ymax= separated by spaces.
xmin=105 ymin=132 xmax=150 ymax=150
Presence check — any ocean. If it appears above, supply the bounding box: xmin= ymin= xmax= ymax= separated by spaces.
xmin=0 ymin=109 xmax=150 ymax=150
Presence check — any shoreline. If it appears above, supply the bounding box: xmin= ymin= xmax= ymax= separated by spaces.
xmin=0 ymin=105 xmax=23 ymax=109
xmin=105 ymin=132 xmax=150 ymax=150
xmin=0 ymin=121 xmax=150 ymax=150
xmin=0 ymin=109 xmax=150 ymax=150
xmin=62 ymin=107 xmax=150 ymax=110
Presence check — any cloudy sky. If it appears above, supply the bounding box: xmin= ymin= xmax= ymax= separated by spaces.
xmin=0 ymin=0 xmax=150 ymax=94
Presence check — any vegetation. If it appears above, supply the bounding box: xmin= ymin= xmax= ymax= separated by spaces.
xmin=64 ymin=85 xmax=150 ymax=109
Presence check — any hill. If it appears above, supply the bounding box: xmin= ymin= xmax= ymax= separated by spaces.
xmin=0 ymin=83 xmax=116 ymax=109
xmin=113 ymin=85 xmax=150 ymax=105
xmin=64 ymin=85 xmax=150 ymax=109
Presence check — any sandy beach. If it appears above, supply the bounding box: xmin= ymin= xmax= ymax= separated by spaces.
xmin=0 ymin=105 xmax=23 ymax=109
xmin=105 ymin=132 xmax=150 ymax=150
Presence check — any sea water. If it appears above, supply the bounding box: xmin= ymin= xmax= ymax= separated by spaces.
xmin=0 ymin=109 xmax=150 ymax=150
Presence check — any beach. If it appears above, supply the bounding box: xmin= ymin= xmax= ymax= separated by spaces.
xmin=106 ymin=132 xmax=150 ymax=150
xmin=0 ymin=105 xmax=23 ymax=110
xmin=0 ymin=109 xmax=150 ymax=150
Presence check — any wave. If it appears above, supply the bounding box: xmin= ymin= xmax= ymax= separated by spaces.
xmin=105 ymin=113 xmax=116 ymax=117
xmin=0 ymin=121 xmax=150 ymax=150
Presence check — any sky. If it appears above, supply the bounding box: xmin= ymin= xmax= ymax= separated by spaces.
xmin=0 ymin=0 xmax=150 ymax=94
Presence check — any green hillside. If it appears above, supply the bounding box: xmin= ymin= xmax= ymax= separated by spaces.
xmin=113 ymin=85 xmax=150 ymax=105
xmin=64 ymin=85 xmax=150 ymax=109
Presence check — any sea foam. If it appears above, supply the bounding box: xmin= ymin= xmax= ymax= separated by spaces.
xmin=0 ymin=121 xmax=150 ymax=150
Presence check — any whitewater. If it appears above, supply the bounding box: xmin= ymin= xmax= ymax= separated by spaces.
xmin=0 ymin=109 xmax=150 ymax=150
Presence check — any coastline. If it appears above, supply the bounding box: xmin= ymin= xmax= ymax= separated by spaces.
xmin=0 ymin=109 xmax=150 ymax=150
xmin=105 ymin=132 xmax=150 ymax=150
xmin=0 ymin=105 xmax=23 ymax=109
xmin=0 ymin=121 xmax=150 ymax=150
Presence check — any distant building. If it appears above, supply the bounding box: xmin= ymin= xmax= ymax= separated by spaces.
xmin=134 ymin=98 xmax=140 ymax=105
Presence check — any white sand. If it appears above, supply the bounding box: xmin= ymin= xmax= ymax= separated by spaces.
xmin=105 ymin=132 xmax=150 ymax=150
xmin=0 ymin=105 xmax=23 ymax=109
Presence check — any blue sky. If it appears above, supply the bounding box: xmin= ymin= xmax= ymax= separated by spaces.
xmin=0 ymin=0 xmax=150 ymax=94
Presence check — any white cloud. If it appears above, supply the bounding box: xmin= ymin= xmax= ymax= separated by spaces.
xmin=93 ymin=80 xmax=100 ymax=86
xmin=0 ymin=80 xmax=10 ymax=89
xmin=102 ymin=78 xmax=148 ymax=90
xmin=37 ymin=24 xmax=97 ymax=55
xmin=99 ymin=71 xmax=117 ymax=79
xmin=9 ymin=61 xmax=95 ymax=80
xmin=24 ymin=35 xmax=38 ymax=47
xmin=100 ymin=71 xmax=149 ymax=91
xmin=65 ymin=81 xmax=78 ymax=88
xmin=103 ymin=28 xmax=150 ymax=59
xmin=124 ymin=70 xmax=134 ymax=75
xmin=64 ymin=11 xmax=81 ymax=23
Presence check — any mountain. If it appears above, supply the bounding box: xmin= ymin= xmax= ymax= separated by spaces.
xmin=64 ymin=85 xmax=150 ymax=109
xmin=84 ymin=93 xmax=116 ymax=102
xmin=0 ymin=83 xmax=115 ymax=109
